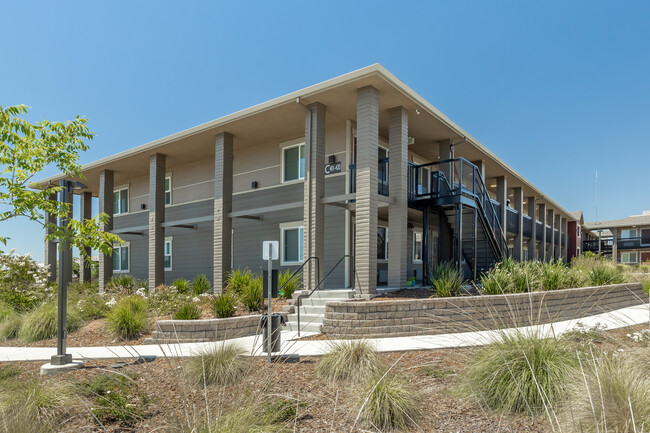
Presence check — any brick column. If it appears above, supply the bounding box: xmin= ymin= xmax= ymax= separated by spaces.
xmin=611 ymin=227 xmax=618 ymax=263
xmin=79 ymin=192 xmax=93 ymax=283
xmin=538 ymin=203 xmax=547 ymax=261
xmin=496 ymin=176 xmax=507 ymax=234
xmin=526 ymin=196 xmax=537 ymax=261
xmin=303 ymin=103 xmax=326 ymax=290
xmin=44 ymin=192 xmax=58 ymax=282
xmin=98 ymin=170 xmax=114 ymax=293
xmin=388 ymin=106 xmax=408 ymax=288
xmin=213 ymin=132 xmax=233 ymax=294
xmin=513 ymin=187 xmax=524 ymax=261
xmin=355 ymin=86 xmax=379 ymax=296
xmin=547 ymin=209 xmax=555 ymax=261
xmin=561 ymin=217 xmax=568 ymax=262
xmin=148 ymin=153 xmax=166 ymax=290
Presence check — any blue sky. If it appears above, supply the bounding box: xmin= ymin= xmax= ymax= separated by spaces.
xmin=1 ymin=1 xmax=649 ymax=262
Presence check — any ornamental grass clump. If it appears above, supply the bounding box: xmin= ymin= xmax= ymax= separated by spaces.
xmin=460 ymin=328 xmax=578 ymax=415
xmin=185 ymin=342 xmax=246 ymax=387
xmin=430 ymin=261 xmax=464 ymax=297
xmin=316 ymin=340 xmax=380 ymax=384
xmin=226 ymin=268 xmax=253 ymax=295
xmin=588 ymin=264 xmax=625 ymax=286
xmin=191 ymin=274 xmax=211 ymax=295
xmin=106 ymin=295 xmax=148 ymax=340
xmin=75 ymin=293 xmax=109 ymax=320
xmin=173 ymin=278 xmax=191 ymax=293
xmin=174 ymin=302 xmax=201 ymax=320
xmin=278 ymin=269 xmax=302 ymax=299
xmin=107 ymin=274 xmax=140 ymax=295
xmin=212 ymin=291 xmax=237 ymax=318
xmin=480 ymin=267 xmax=511 ymax=295
xmin=0 ymin=312 xmax=23 ymax=340
xmin=356 ymin=369 xmax=420 ymax=432
xmin=18 ymin=302 xmax=82 ymax=342
xmin=0 ymin=378 xmax=71 ymax=432
xmin=240 ymin=277 xmax=263 ymax=312
xmin=540 ymin=259 xmax=571 ymax=291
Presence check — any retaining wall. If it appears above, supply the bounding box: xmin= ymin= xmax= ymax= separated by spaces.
xmin=321 ymin=283 xmax=646 ymax=338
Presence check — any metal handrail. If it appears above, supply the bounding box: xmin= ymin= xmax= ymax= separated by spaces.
xmin=278 ymin=256 xmax=319 ymax=298
xmin=295 ymin=254 xmax=355 ymax=337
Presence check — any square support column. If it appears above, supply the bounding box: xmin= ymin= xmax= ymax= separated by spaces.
xmin=213 ymin=132 xmax=233 ymax=294
xmin=98 ymin=170 xmax=114 ymax=294
xmin=148 ymin=153 xmax=166 ymax=290
xmin=387 ymin=106 xmax=408 ymax=288
xmin=496 ymin=176 xmax=508 ymax=234
xmin=538 ymin=203 xmax=547 ymax=261
xmin=303 ymin=103 xmax=326 ymax=290
xmin=611 ymin=227 xmax=618 ymax=262
xmin=79 ymin=192 xmax=93 ymax=283
xmin=439 ymin=139 xmax=453 ymax=182
xmin=513 ymin=187 xmax=524 ymax=261
xmin=470 ymin=160 xmax=486 ymax=181
xmin=547 ymin=209 xmax=555 ymax=261
xmin=354 ymin=86 xmax=379 ymax=296
xmin=44 ymin=192 xmax=58 ymax=282
xmin=554 ymin=214 xmax=561 ymax=260
xmin=526 ymin=196 xmax=537 ymax=261
xmin=561 ymin=217 xmax=568 ymax=262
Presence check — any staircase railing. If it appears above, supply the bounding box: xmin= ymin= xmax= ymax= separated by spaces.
xmin=295 ymin=254 xmax=357 ymax=337
xmin=277 ymin=256 xmax=319 ymax=299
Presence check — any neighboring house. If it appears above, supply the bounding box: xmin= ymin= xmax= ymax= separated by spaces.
xmin=583 ymin=211 xmax=650 ymax=264
xmin=39 ymin=64 xmax=578 ymax=295
xmin=567 ymin=211 xmax=585 ymax=261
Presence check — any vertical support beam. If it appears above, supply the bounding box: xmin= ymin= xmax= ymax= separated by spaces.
xmin=303 ymin=103 xmax=326 ymax=290
xmin=457 ymin=203 xmax=463 ymax=269
xmin=561 ymin=217 xmax=568 ymax=262
xmin=554 ymin=214 xmax=561 ymax=260
xmin=214 ymin=132 xmax=234 ymax=294
xmin=611 ymin=227 xmax=618 ymax=263
xmin=538 ymin=203 xmax=547 ymax=261
xmin=496 ymin=176 xmax=507 ymax=234
xmin=59 ymin=181 xmax=73 ymax=288
xmin=471 ymin=160 xmax=486 ymax=181
xmin=148 ymin=153 xmax=166 ymax=290
xmin=44 ymin=192 xmax=58 ymax=282
xmin=472 ymin=207 xmax=478 ymax=280
xmin=354 ymin=86 xmax=379 ymax=296
xmin=526 ymin=196 xmax=537 ymax=261
xmin=513 ymin=187 xmax=524 ymax=261
xmin=387 ymin=106 xmax=408 ymax=289
xmin=344 ymin=119 xmax=353 ymax=288
xmin=422 ymin=210 xmax=430 ymax=283
xmin=439 ymin=139 xmax=453 ymax=183
xmin=547 ymin=209 xmax=555 ymax=261
xmin=98 ymin=170 xmax=114 ymax=293
xmin=79 ymin=192 xmax=93 ymax=283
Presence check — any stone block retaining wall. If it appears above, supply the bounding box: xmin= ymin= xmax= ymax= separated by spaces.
xmin=321 ymin=283 xmax=646 ymax=338
xmin=146 ymin=313 xmax=287 ymax=344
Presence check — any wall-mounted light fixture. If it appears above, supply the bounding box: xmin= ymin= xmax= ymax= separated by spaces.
xmin=251 ymin=181 xmax=258 ymax=189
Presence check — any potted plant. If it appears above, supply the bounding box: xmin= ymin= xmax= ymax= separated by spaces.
xmin=407 ymin=276 xmax=417 ymax=287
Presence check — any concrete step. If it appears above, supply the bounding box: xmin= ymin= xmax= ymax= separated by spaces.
xmin=294 ymin=305 xmax=326 ymax=315
xmin=302 ymin=289 xmax=354 ymax=300
xmin=285 ymin=321 xmax=322 ymax=333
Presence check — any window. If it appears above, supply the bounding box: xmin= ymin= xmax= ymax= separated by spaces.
xmin=412 ymin=230 xmax=422 ymax=263
xmin=621 ymin=252 xmax=638 ymax=264
xmin=281 ymin=223 xmax=304 ymax=265
xmin=112 ymin=243 xmax=130 ymax=272
xmin=283 ymin=144 xmax=305 ymax=182
xmin=113 ymin=188 xmax=128 ymax=214
xmin=165 ymin=176 xmax=172 ymax=205
xmin=377 ymin=226 xmax=388 ymax=260
xmin=621 ymin=229 xmax=637 ymax=239
xmin=417 ymin=167 xmax=430 ymax=194
xmin=164 ymin=237 xmax=172 ymax=270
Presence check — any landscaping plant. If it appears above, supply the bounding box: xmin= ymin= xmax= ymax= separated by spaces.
xmin=106 ymin=295 xmax=148 ymax=340
xmin=184 ymin=342 xmax=246 ymax=386
xmin=0 ymin=250 xmax=51 ymax=311
xmin=18 ymin=302 xmax=82 ymax=342
xmin=173 ymin=278 xmax=191 ymax=293
xmin=174 ymin=302 xmax=201 ymax=320
xmin=278 ymin=269 xmax=302 ymax=299
xmin=77 ymin=372 xmax=149 ymax=424
xmin=191 ymin=274 xmax=211 ymax=295
xmin=226 ymin=268 xmax=253 ymax=295
xmin=430 ymin=261 xmax=464 ymax=297
xmin=75 ymin=293 xmax=109 ymax=320
xmin=0 ymin=312 xmax=23 ymax=340
xmin=317 ymin=339 xmax=380 ymax=384
xmin=212 ymin=291 xmax=237 ymax=318
xmin=240 ymin=276 xmax=263 ymax=312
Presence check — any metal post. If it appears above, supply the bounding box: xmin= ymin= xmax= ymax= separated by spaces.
xmin=53 ymin=181 xmax=72 ymax=365
xmin=473 ymin=207 xmax=478 ymax=281
xmin=422 ymin=210 xmax=429 ymax=283
xmin=457 ymin=203 xmax=463 ymax=270
xmin=266 ymin=242 xmax=272 ymax=363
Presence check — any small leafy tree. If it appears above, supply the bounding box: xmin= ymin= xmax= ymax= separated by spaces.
xmin=0 ymin=104 xmax=121 ymax=265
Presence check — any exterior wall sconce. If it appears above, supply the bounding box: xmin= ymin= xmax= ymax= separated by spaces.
xmin=251 ymin=181 xmax=258 ymax=189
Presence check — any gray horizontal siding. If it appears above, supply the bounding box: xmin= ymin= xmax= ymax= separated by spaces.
xmin=165 ymin=222 xmax=213 ymax=284
xmin=323 ymin=205 xmax=346 ymax=289
xmin=233 ymin=183 xmax=303 ymax=213
xmin=113 ymin=212 xmax=147 ymax=231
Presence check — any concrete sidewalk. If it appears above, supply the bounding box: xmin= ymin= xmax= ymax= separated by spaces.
xmin=1 ymin=304 xmax=648 ymax=363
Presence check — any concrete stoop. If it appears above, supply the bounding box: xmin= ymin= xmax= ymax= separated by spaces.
xmin=285 ymin=289 xmax=354 ymax=334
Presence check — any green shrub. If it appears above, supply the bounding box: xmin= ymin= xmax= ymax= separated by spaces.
xmin=480 ymin=267 xmax=510 ymax=295
xmin=0 ymin=250 xmax=51 ymax=312
xmin=226 ymin=268 xmax=253 ymax=295
xmin=460 ymin=329 xmax=578 ymax=415
xmin=278 ymin=269 xmax=302 ymax=299
xmin=0 ymin=379 xmax=70 ymax=426
xmin=540 ymin=260 xmax=570 ymax=291
xmin=67 ymin=281 xmax=98 ymax=297
xmin=644 ymin=280 xmax=650 ymax=295
xmin=148 ymin=285 xmax=190 ymax=316
xmin=184 ymin=342 xmax=246 ymax=386
xmin=174 ymin=302 xmax=201 ymax=320
xmin=357 ymin=370 xmax=420 ymax=431
xmin=588 ymin=265 xmax=624 ymax=286
xmin=0 ymin=364 xmax=20 ymax=381
xmin=263 ymin=395 xmax=307 ymax=424
xmin=240 ymin=276 xmax=263 ymax=312
xmin=566 ymin=352 xmax=650 ymax=432
xmin=75 ymin=293 xmax=109 ymax=320
xmin=0 ymin=302 xmax=13 ymax=323
xmin=212 ymin=291 xmax=237 ymax=318
xmin=77 ymin=372 xmax=149 ymax=424
xmin=18 ymin=303 xmax=82 ymax=343
xmin=107 ymin=274 xmax=141 ymax=294
xmin=191 ymin=274 xmax=211 ymax=295
xmin=430 ymin=261 xmax=464 ymax=297
xmin=0 ymin=312 xmax=23 ymax=340
xmin=317 ymin=340 xmax=379 ymax=384
xmin=173 ymin=278 xmax=191 ymax=293
xmin=106 ymin=296 xmax=148 ymax=340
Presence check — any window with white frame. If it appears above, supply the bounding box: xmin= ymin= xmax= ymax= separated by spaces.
xmin=283 ymin=144 xmax=305 ymax=182
xmin=280 ymin=223 xmax=304 ymax=265
xmin=621 ymin=229 xmax=637 ymax=239
xmin=412 ymin=230 xmax=422 ymax=263
xmin=377 ymin=226 xmax=388 ymax=260
xmin=113 ymin=188 xmax=128 ymax=214
xmin=164 ymin=176 xmax=172 ymax=205
xmin=113 ymin=243 xmax=130 ymax=272
xmin=621 ymin=252 xmax=638 ymax=264
xmin=164 ymin=237 xmax=172 ymax=270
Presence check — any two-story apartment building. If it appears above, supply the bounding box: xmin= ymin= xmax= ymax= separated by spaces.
xmin=583 ymin=211 xmax=650 ymax=264
xmin=40 ymin=64 xmax=578 ymax=296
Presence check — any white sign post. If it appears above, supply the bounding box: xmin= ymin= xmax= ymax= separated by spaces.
xmin=263 ymin=241 xmax=278 ymax=362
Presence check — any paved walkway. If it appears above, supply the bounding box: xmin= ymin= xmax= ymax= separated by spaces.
xmin=1 ymin=304 xmax=648 ymax=363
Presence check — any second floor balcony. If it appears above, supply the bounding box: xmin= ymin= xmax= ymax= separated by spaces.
xmin=348 ymin=157 xmax=389 ymax=196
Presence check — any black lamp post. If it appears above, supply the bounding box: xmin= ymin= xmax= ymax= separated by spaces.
xmin=50 ymin=179 xmax=87 ymax=366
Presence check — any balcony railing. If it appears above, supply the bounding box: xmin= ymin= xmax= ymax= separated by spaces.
xmin=585 ymin=237 xmax=647 ymax=252
xmin=348 ymin=158 xmax=389 ymax=197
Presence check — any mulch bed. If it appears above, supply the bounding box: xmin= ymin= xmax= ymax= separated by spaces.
xmin=371 ymin=288 xmax=432 ymax=301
